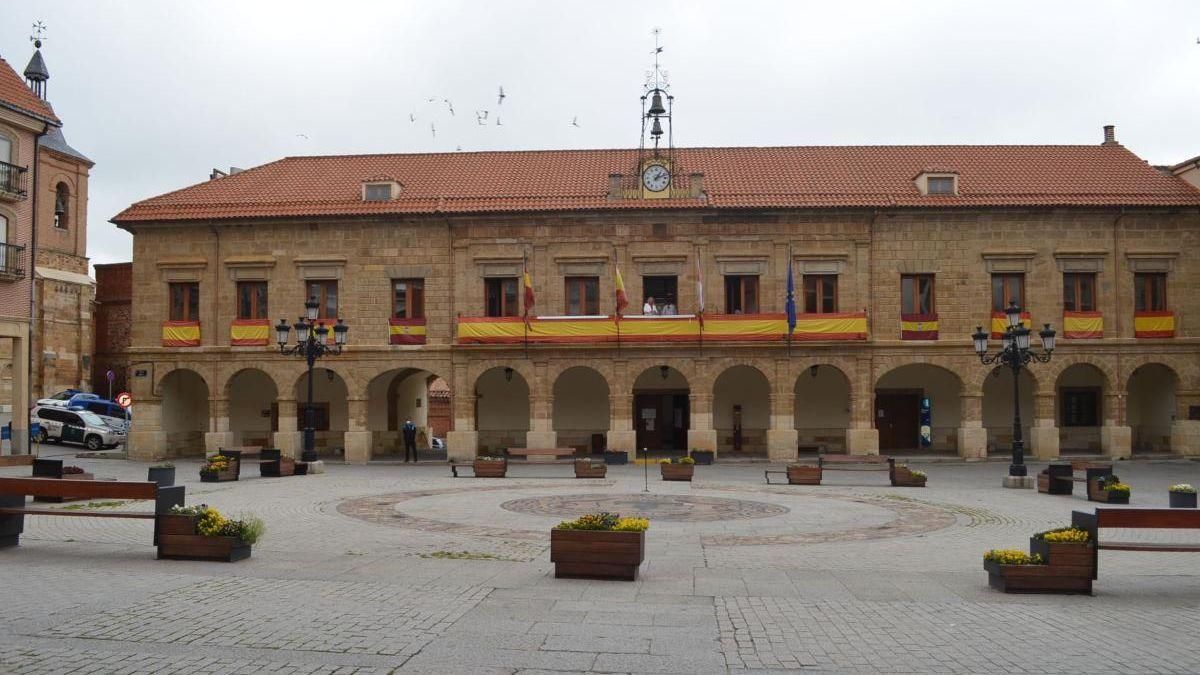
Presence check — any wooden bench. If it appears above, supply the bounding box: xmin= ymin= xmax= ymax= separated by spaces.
xmin=506 ymin=448 xmax=579 ymax=464
xmin=819 ymin=454 xmax=894 ymax=472
xmin=0 ymin=477 xmax=185 ymax=549
xmin=31 ymin=458 xmax=94 ymax=503
xmin=1039 ymin=461 xmax=1112 ymax=497
xmin=1071 ymin=508 xmax=1200 ymax=579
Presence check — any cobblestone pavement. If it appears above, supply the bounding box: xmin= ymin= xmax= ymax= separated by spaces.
xmin=2 ymin=455 xmax=1200 ymax=673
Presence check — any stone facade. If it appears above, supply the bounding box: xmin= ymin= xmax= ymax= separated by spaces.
xmin=93 ymin=262 xmax=132 ymax=398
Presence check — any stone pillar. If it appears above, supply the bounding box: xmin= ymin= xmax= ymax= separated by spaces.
xmin=1029 ymin=393 xmax=1060 ymax=460
xmin=4 ymin=333 xmax=29 ymax=455
xmin=446 ymin=383 xmax=477 ymax=461
xmin=273 ymin=398 xmax=302 ymax=459
xmin=957 ymin=394 xmax=987 ymax=460
xmin=1101 ymin=392 xmax=1131 ymax=459
xmin=204 ymin=398 xmax=233 ymax=456
xmin=687 ymin=392 xmax=718 ymax=455
xmin=846 ymin=365 xmax=878 ymax=455
xmin=526 ymin=392 xmax=557 ymax=449
xmin=343 ymin=398 xmax=372 ymax=464
xmin=1171 ymin=393 xmax=1200 ymax=456
xmin=607 ymin=392 xmax=635 ymax=459
xmin=766 ymin=391 xmax=798 ymax=461
xmin=126 ymin=399 xmax=165 ymax=461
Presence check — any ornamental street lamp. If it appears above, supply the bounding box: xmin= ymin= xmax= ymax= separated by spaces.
xmin=972 ymin=301 xmax=1056 ymax=482
xmin=276 ymin=298 xmax=348 ymax=463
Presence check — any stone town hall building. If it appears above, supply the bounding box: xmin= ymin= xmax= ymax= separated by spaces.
xmin=111 ymin=103 xmax=1200 ymax=463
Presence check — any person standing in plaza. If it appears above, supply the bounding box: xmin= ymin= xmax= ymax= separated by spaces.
xmin=402 ymin=420 xmax=417 ymax=462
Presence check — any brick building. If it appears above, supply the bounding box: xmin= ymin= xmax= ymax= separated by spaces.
xmin=93 ymin=262 xmax=132 ymax=398
xmin=111 ymin=106 xmax=1200 ymax=463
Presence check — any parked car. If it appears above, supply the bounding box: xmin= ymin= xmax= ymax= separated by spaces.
xmin=78 ymin=399 xmax=131 ymax=431
xmin=36 ymin=389 xmax=98 ymax=407
xmin=31 ymin=405 xmax=125 ymax=450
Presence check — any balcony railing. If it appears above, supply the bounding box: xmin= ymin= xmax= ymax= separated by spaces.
xmin=0 ymin=161 xmax=28 ymax=200
xmin=0 ymin=242 xmax=26 ymax=281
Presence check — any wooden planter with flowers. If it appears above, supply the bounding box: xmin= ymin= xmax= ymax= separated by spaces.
xmin=660 ymin=458 xmax=695 ymax=482
xmin=155 ymin=506 xmax=260 ymax=562
xmin=199 ymin=455 xmax=238 ymax=483
xmin=1169 ymin=485 xmax=1198 ymax=508
xmin=891 ymin=465 xmax=927 ymax=487
xmin=551 ymin=513 xmax=648 ymax=581
xmin=1088 ymin=476 xmax=1130 ymax=504
xmin=985 ymin=527 xmax=1094 ymax=594
xmin=786 ymin=465 xmax=822 ymax=485
xmin=473 ymin=457 xmax=507 ymax=478
xmin=574 ymin=460 xmax=607 ymax=478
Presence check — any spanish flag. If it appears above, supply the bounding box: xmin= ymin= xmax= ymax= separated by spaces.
xmin=522 ymin=254 xmax=535 ymax=330
xmin=614 ymin=260 xmax=629 ymax=318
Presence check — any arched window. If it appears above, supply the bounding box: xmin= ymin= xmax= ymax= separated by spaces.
xmin=54 ymin=182 xmax=69 ymax=229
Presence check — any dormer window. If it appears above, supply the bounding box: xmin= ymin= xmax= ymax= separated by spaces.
xmin=914 ymin=171 xmax=958 ymax=196
xmin=363 ymin=183 xmax=394 ymax=202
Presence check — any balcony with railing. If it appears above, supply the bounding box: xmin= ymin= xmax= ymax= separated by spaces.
xmin=0 ymin=161 xmax=29 ymax=200
xmin=0 ymin=242 xmax=26 ymax=281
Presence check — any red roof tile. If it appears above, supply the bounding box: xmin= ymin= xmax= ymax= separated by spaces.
xmin=113 ymin=144 xmax=1200 ymax=224
xmin=0 ymin=57 xmax=59 ymax=125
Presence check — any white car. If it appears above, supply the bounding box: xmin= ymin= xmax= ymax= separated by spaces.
xmin=31 ymin=406 xmax=125 ymax=450
xmin=430 ymin=437 xmax=445 ymax=451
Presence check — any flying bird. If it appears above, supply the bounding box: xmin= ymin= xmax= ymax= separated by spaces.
xmin=571 ymin=116 xmax=580 ymax=128
xmin=295 ymin=133 xmax=309 ymax=140
xmin=475 ymin=110 xmax=489 ymax=125
xmin=495 ymin=117 xmax=502 ymax=126
xmin=430 ymin=123 xmax=436 ymax=138
xmin=409 ymin=113 xmax=415 ymax=122
xmin=427 ymin=97 xmax=436 ymax=103
xmin=444 ymin=99 xmax=455 ymax=116
xmin=497 ymin=86 xmax=506 ymax=105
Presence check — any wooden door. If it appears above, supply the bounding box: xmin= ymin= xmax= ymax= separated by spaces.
xmin=875 ymin=392 xmax=920 ymax=451
xmin=635 ymin=394 xmax=663 ymax=452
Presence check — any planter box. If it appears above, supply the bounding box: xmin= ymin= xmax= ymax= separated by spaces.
xmin=200 ymin=467 xmax=237 ymax=483
xmin=148 ymin=466 xmax=176 ymax=487
xmin=603 ymin=451 xmax=628 ymax=465
xmin=786 ymin=465 xmax=822 ymax=485
xmin=261 ymin=457 xmax=296 ymax=477
xmin=1029 ymin=539 xmax=1095 ymax=578
xmin=891 ymin=468 xmax=927 ymax=487
xmin=156 ymin=514 xmax=198 ymax=536
xmin=33 ymin=472 xmax=95 ymax=503
xmin=550 ymin=529 xmax=645 ymax=581
xmin=294 ymin=462 xmax=309 ymax=475
xmin=660 ymin=463 xmax=694 ymax=482
xmin=1169 ymin=491 xmax=1198 ymax=508
xmin=157 ymin=533 xmax=251 ymax=562
xmin=1088 ymin=478 xmax=1129 ymax=504
xmin=574 ymin=461 xmax=607 ymax=478
xmin=984 ymin=559 xmax=1092 ymax=594
xmin=690 ymin=450 xmax=714 ymax=465
xmin=473 ymin=459 xmax=507 ymax=478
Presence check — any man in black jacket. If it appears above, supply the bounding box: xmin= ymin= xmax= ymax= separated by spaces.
xmin=402 ymin=420 xmax=418 ymax=462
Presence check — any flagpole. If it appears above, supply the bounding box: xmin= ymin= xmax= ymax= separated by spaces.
xmin=787 ymin=244 xmax=793 ymax=357
xmin=523 ymin=250 xmax=530 ymax=360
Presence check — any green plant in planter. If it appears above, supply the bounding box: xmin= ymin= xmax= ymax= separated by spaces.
xmin=983 ymin=549 xmax=1044 ymax=565
xmin=1034 ymin=527 xmax=1090 ymax=543
xmin=173 ymin=504 xmax=265 ymax=545
xmin=554 ymin=512 xmax=649 ymax=532
xmin=475 ymin=455 xmax=506 ymax=461
xmin=1170 ymin=484 xmax=1197 ymax=494
xmin=1099 ymin=475 xmax=1131 ymax=497
xmin=659 ymin=457 xmax=695 ymax=464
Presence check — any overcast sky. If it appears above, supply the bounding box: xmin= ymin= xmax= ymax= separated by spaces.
xmin=3 ymin=1 xmax=1199 ymax=271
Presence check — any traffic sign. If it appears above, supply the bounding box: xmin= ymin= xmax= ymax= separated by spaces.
xmin=106 ymin=370 xmax=115 ymax=382
xmin=116 ymin=392 xmax=133 ymax=409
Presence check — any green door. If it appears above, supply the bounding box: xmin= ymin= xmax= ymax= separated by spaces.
xmin=61 ymin=413 xmax=86 ymax=445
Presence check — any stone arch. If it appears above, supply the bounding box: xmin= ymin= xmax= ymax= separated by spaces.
xmin=713 ymin=364 xmax=771 ymax=456
xmin=552 ymin=366 xmax=611 ymax=454
xmin=293 ymin=367 xmax=350 ymax=458
xmin=874 ymin=363 xmax=963 ymax=452
xmin=795 ymin=363 xmax=853 ymax=454
xmin=631 ymin=364 xmax=691 ymax=453
xmin=474 ymin=365 xmax=530 ymax=453
xmin=159 ymin=368 xmax=209 ymax=457
xmin=1127 ymin=362 xmax=1180 ymax=454
xmin=365 ymin=366 xmax=448 ymax=457
xmin=225 ymin=368 xmax=278 ymax=447
xmin=981 ymin=365 xmax=1038 ymax=455
xmin=1055 ymin=362 xmax=1110 ymax=454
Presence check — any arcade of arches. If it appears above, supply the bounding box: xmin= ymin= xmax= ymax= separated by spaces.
xmin=128 ymin=354 xmax=1200 ymax=462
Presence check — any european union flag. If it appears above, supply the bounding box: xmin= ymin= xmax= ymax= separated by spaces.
xmin=785 ymin=259 xmax=797 ymax=337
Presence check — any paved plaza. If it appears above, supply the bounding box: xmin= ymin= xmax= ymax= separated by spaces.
xmin=2 ymin=455 xmax=1200 ymax=674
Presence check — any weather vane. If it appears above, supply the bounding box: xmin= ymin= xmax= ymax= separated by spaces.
xmin=645 ymin=27 xmax=669 ymax=92
xmin=30 ymin=21 xmax=47 ymax=48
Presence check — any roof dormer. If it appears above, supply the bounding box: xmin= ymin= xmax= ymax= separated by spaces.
xmin=914 ymin=170 xmax=958 ymax=196
xmin=362 ymin=177 xmax=402 ymax=202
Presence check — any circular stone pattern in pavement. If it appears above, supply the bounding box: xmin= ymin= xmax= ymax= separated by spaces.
xmin=499 ymin=492 xmax=789 ymax=522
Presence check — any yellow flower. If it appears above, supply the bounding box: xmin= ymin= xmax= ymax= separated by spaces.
xmin=614 ymin=517 xmax=649 ymax=532
xmin=1042 ymin=527 xmax=1089 ymax=543
xmin=983 ymin=549 xmax=1043 ymax=565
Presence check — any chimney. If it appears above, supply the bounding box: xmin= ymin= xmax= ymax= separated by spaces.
xmin=1102 ymin=125 xmax=1118 ymax=146
xmin=607 ymin=173 xmax=623 ymax=200
xmin=209 ymin=168 xmax=228 ymax=180
xmin=689 ymin=173 xmax=705 ymax=198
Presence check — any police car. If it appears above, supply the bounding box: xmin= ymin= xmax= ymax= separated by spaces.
xmin=31 ymin=405 xmax=126 ymax=450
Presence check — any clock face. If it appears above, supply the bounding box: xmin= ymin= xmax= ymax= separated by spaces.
xmin=642 ymin=164 xmax=671 ymax=192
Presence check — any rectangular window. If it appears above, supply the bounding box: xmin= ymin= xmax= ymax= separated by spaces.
xmin=169 ymin=282 xmax=199 ymax=321
xmin=392 ymin=278 xmax=425 ymax=319
xmin=927 ymin=176 xmax=955 ymax=195
xmin=306 ymin=280 xmax=338 ymax=319
xmin=724 ymin=275 xmax=760 ymax=314
xmin=564 ymin=276 xmax=599 ymax=316
xmin=485 ymin=277 xmax=519 ymax=317
xmin=364 ymin=184 xmax=392 ymax=202
xmin=991 ymin=273 xmax=1025 ymax=312
xmin=1063 ymin=273 xmax=1096 ymax=312
xmin=1061 ymin=389 xmax=1100 ymax=427
xmin=901 ymin=274 xmax=935 ymax=315
xmin=236 ymin=281 xmax=268 ymax=320
xmin=1134 ymin=273 xmax=1166 ymax=312
xmin=803 ymin=275 xmax=837 ymax=314
xmin=642 ymin=275 xmax=678 ymax=315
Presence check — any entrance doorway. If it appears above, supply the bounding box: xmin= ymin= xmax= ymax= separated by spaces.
xmin=875 ymin=391 xmax=920 ymax=451
xmin=634 ymin=393 xmax=688 ymax=453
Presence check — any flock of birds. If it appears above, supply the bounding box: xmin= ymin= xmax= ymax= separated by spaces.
xmin=295 ymin=85 xmax=583 ymax=151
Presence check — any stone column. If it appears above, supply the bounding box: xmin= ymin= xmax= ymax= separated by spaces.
xmin=687 ymin=392 xmax=718 ymax=455
xmin=766 ymin=391 xmax=798 ymax=461
xmin=204 ymin=398 xmax=232 ymax=456
xmin=957 ymin=394 xmax=987 ymax=460
xmin=846 ymin=361 xmax=879 ymax=455
xmin=126 ymin=399 xmax=165 ymax=461
xmin=1171 ymin=392 xmax=1200 ymax=457
xmin=526 ymin=392 xmax=557 ymax=449
xmin=1029 ymin=393 xmax=1060 ymax=460
xmin=445 ymin=377 xmax=478 ymax=462
xmin=343 ymin=398 xmax=372 ymax=464
xmin=273 ymin=398 xmax=302 ymax=459
xmin=1101 ymin=392 xmax=1131 ymax=459
xmin=607 ymin=392 xmax=635 ymax=459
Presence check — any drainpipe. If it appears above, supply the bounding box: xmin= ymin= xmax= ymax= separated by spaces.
xmin=26 ymin=123 xmax=48 ymax=453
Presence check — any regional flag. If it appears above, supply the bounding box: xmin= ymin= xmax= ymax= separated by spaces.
xmin=785 ymin=259 xmax=797 ymax=337
xmin=614 ymin=260 xmax=629 ymax=318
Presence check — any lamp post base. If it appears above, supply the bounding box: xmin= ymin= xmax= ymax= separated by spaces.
xmin=1002 ymin=475 xmax=1035 ymax=489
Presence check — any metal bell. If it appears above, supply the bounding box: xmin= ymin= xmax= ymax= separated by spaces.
xmin=648 ymin=92 xmax=666 ymax=115
xmin=650 ymin=117 xmax=663 ymax=137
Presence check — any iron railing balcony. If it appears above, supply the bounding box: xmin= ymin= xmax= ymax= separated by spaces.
xmin=0 ymin=160 xmax=29 ymax=200
xmin=0 ymin=242 xmax=26 ymax=281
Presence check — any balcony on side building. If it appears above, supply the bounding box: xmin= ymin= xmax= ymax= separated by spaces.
xmin=0 ymin=242 xmax=26 ymax=281
xmin=0 ymin=161 xmax=29 ymax=200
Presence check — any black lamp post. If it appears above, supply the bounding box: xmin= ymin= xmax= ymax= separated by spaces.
xmin=276 ymin=299 xmax=348 ymax=462
xmin=972 ymin=301 xmax=1056 ymax=479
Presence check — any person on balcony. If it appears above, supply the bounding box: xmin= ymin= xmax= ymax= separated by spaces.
xmin=643 ymin=296 xmax=657 ymax=315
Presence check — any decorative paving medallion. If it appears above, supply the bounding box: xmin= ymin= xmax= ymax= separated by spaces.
xmin=500 ymin=493 xmax=790 ymax=522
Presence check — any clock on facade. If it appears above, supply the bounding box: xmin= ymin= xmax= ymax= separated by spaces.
xmin=642 ymin=164 xmax=671 ymax=192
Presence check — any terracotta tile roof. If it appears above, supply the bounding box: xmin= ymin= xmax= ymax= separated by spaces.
xmin=113 ymin=144 xmax=1200 ymax=224
xmin=0 ymin=57 xmax=59 ymax=125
